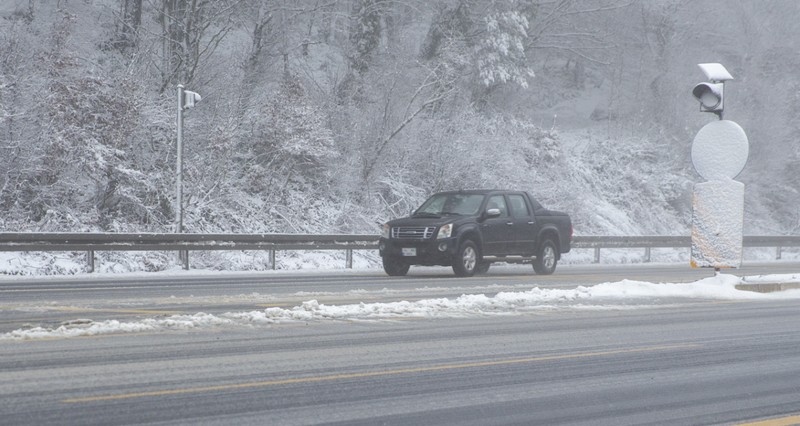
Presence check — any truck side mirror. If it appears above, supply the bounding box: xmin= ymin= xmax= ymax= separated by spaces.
xmin=486 ymin=208 xmax=501 ymax=217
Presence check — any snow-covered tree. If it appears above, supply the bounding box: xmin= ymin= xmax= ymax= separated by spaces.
xmin=154 ymin=0 xmax=239 ymax=92
xmin=348 ymin=0 xmax=383 ymax=74
xmin=476 ymin=9 xmax=534 ymax=88
xmin=242 ymin=75 xmax=336 ymax=196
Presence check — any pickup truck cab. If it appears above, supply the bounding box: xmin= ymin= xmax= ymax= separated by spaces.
xmin=379 ymin=190 xmax=572 ymax=277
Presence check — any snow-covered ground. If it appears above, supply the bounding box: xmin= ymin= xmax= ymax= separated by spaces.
xmin=3 ymin=272 xmax=800 ymax=341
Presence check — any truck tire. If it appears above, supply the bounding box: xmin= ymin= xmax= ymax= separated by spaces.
xmin=383 ymin=256 xmax=410 ymax=276
xmin=452 ymin=240 xmax=478 ymax=277
xmin=532 ymin=239 xmax=557 ymax=275
xmin=476 ymin=261 xmax=491 ymax=274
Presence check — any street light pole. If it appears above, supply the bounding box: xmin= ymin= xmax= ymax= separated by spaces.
xmin=175 ymin=84 xmax=201 ymax=269
xmin=176 ymin=84 xmax=185 ymax=234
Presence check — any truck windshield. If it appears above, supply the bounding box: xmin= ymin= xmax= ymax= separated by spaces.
xmin=415 ymin=194 xmax=485 ymax=216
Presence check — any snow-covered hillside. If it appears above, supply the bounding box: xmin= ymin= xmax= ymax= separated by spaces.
xmin=0 ymin=1 xmax=798 ymax=274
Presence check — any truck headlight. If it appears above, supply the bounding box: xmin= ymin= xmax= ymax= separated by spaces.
xmin=437 ymin=223 xmax=452 ymax=239
xmin=382 ymin=223 xmax=390 ymax=239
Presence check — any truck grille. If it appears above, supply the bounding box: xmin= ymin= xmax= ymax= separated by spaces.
xmin=391 ymin=226 xmax=435 ymax=240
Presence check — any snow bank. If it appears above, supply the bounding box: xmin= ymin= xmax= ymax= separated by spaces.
xmin=3 ymin=274 xmax=800 ymax=341
xmin=2 ymin=313 xmax=238 ymax=340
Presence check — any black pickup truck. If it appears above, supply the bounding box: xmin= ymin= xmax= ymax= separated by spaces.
xmin=379 ymin=190 xmax=572 ymax=277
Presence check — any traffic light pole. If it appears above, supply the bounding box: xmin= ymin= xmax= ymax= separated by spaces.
xmin=689 ymin=63 xmax=748 ymax=272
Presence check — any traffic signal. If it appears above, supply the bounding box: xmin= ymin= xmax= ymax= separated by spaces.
xmin=692 ymin=63 xmax=733 ymax=119
xmin=692 ymin=82 xmax=723 ymax=113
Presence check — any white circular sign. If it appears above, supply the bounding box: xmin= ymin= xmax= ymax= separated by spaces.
xmin=691 ymin=120 xmax=749 ymax=180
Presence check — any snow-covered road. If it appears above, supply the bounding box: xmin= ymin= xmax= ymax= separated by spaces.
xmin=3 ymin=264 xmax=799 ymax=340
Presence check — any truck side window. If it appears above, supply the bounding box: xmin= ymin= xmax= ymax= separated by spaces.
xmin=487 ymin=195 xmax=508 ymax=217
xmin=508 ymin=194 xmax=530 ymax=218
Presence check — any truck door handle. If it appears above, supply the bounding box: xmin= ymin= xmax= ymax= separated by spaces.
xmin=528 ymin=221 xmax=535 ymax=225
xmin=506 ymin=222 xmax=514 ymax=226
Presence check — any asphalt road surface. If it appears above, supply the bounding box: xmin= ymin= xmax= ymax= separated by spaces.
xmin=1 ymin=262 xmax=800 ymax=425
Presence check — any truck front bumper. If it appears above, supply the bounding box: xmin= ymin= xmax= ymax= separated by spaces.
xmin=378 ymin=237 xmax=459 ymax=266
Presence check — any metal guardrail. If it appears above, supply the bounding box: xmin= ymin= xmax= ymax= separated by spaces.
xmin=0 ymin=233 xmax=798 ymax=272
xmin=573 ymin=235 xmax=800 ymax=263
xmin=0 ymin=233 xmax=378 ymax=272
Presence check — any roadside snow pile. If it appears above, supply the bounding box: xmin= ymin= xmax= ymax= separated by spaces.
xmin=3 ymin=274 xmax=800 ymax=340
xmin=2 ymin=313 xmax=238 ymax=340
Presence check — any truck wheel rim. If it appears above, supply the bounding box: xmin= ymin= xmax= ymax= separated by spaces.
xmin=463 ymin=246 xmax=476 ymax=271
xmin=543 ymin=246 xmax=555 ymax=269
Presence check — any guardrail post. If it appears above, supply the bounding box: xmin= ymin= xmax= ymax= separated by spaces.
xmin=644 ymin=247 xmax=651 ymax=263
xmin=346 ymin=249 xmax=353 ymax=269
xmin=777 ymin=246 xmax=782 ymax=260
xmin=87 ymin=250 xmax=95 ymax=273
xmin=180 ymin=250 xmax=189 ymax=270
xmin=593 ymin=248 xmax=600 ymax=263
xmin=269 ymin=250 xmax=276 ymax=270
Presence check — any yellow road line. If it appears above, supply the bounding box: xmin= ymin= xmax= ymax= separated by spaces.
xmin=63 ymin=343 xmax=699 ymax=403
xmin=735 ymin=415 xmax=800 ymax=426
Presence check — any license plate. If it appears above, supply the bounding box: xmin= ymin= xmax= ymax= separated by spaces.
xmin=401 ymin=248 xmax=417 ymax=256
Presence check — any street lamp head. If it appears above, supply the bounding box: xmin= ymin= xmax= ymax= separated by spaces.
xmin=183 ymin=90 xmax=202 ymax=110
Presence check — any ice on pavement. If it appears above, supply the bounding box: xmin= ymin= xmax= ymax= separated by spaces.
xmin=3 ymin=273 xmax=800 ymax=340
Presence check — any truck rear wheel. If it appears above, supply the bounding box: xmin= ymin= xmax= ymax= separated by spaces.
xmin=383 ymin=256 xmax=410 ymax=276
xmin=532 ymin=239 xmax=557 ymax=275
xmin=452 ymin=240 xmax=478 ymax=277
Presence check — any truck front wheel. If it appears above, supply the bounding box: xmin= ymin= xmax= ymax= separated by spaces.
xmin=452 ymin=240 xmax=479 ymax=277
xmin=383 ymin=256 xmax=410 ymax=276
xmin=532 ymin=239 xmax=558 ymax=275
